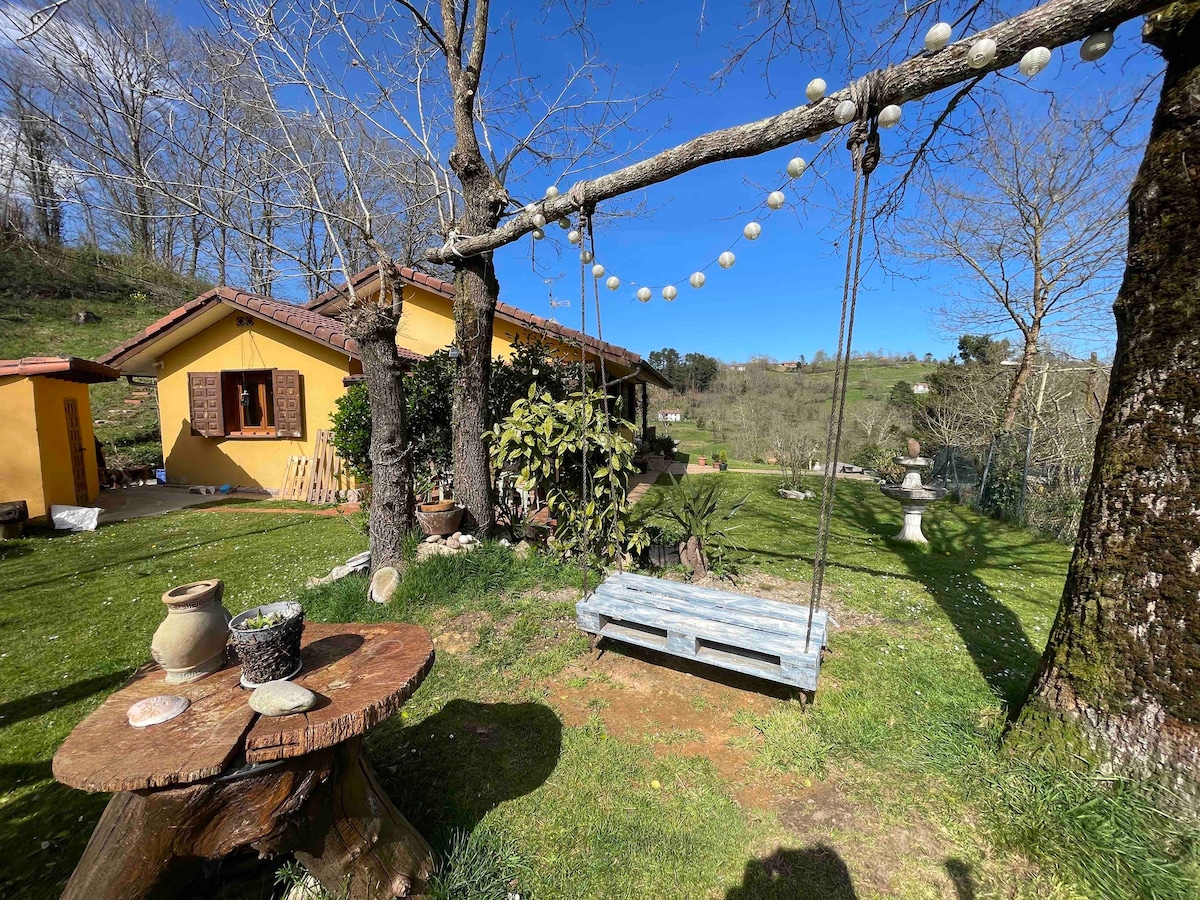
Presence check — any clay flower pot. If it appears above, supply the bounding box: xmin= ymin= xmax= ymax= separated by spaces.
xmin=151 ymin=580 xmax=231 ymax=684
xmin=229 ymin=601 xmax=305 ymax=688
xmin=697 ymin=456 xmax=707 ymax=467
xmin=419 ymin=500 xmax=456 ymax=513
xmin=416 ymin=504 xmax=465 ymax=537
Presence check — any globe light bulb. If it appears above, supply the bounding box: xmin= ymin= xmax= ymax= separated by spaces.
xmin=805 ymin=78 xmax=826 ymax=102
xmin=532 ymin=213 xmax=546 ymax=227
xmin=636 ymin=287 xmax=652 ymax=303
xmin=531 ymin=228 xmax=545 ymax=240
xmin=787 ymin=157 xmax=807 ymax=178
xmin=567 ymin=230 xmax=582 ymax=245
xmin=834 ymin=100 xmax=857 ymax=124
xmin=743 ymin=222 xmax=762 ymax=240
xmin=925 ymin=22 xmax=952 ymax=52
xmin=967 ymin=37 xmax=997 ymax=69
xmin=689 ymin=272 xmax=706 ymax=288
xmin=545 ymin=185 xmax=560 ymax=198
xmin=878 ymin=104 xmax=902 ymax=128
xmin=580 ymin=249 xmax=594 ymax=263
xmin=767 ymin=191 xmax=786 ymax=210
xmin=1019 ymin=46 xmax=1052 ymax=76
xmin=606 ymin=275 xmax=620 ymax=291
xmin=1080 ymin=29 xmax=1113 ymax=62
xmin=592 ymin=264 xmax=605 ymax=278
xmin=662 ymin=285 xmax=678 ymax=301
xmin=718 ymin=251 xmax=735 ymax=269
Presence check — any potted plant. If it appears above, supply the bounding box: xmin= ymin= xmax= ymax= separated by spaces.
xmin=654 ymin=475 xmax=749 ymax=578
xmin=229 ymin=600 xmax=305 ymax=687
xmin=697 ymin=455 xmax=707 ymax=467
xmin=717 ymin=450 xmax=729 ymax=471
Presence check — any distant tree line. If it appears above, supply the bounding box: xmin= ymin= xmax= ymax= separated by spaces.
xmin=647 ymin=347 xmax=722 ymax=393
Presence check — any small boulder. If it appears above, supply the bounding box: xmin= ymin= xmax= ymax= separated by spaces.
xmin=249 ymin=680 xmax=317 ymax=717
xmin=446 ymin=537 xmax=462 ymax=550
xmin=424 ymin=534 xmax=441 ymax=544
xmin=369 ymin=566 xmax=400 ymax=604
xmin=514 ymin=540 xmax=532 ymax=558
xmin=458 ymin=534 xmax=474 ymax=545
xmin=451 ymin=531 xmax=463 ymax=541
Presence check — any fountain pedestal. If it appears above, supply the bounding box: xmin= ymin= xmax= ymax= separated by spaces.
xmin=879 ymin=455 xmax=946 ymax=544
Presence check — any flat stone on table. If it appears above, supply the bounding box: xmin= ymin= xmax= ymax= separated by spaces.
xmin=249 ymin=681 xmax=317 ymax=717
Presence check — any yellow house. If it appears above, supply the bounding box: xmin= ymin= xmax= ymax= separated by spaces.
xmin=0 ymin=356 xmax=120 ymax=520
xmin=100 ymin=270 xmax=668 ymax=493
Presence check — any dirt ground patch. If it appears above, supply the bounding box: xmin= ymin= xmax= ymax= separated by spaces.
xmin=432 ymin=610 xmax=492 ymax=655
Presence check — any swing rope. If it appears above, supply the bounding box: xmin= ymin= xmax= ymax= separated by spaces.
xmin=577 ymin=213 xmax=591 ymax=601
xmin=806 ymin=114 xmax=882 ymax=652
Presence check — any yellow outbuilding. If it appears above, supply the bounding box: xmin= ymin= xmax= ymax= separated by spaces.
xmin=0 ymin=357 xmax=120 ymax=520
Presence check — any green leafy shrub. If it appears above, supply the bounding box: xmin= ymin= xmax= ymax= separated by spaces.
xmin=487 ymin=387 xmax=645 ymax=561
xmin=653 ymin=475 xmax=748 ymax=572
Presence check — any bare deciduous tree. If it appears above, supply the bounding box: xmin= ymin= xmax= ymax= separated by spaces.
xmin=897 ymin=103 xmax=1135 ymax=431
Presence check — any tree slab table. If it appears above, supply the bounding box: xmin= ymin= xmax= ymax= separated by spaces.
xmin=52 ymin=622 xmax=436 ymax=899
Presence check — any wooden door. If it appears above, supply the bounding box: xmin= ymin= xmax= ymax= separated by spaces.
xmin=64 ymin=397 xmax=89 ymax=505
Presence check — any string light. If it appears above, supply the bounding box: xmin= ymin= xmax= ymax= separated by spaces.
xmin=545 ymin=186 xmax=560 ymax=198
xmin=925 ymin=22 xmax=952 ymax=51
xmin=767 ymin=190 xmax=787 ymax=210
xmin=690 ymin=272 xmax=706 ymax=288
xmin=567 ymin=230 xmax=582 ymax=245
xmin=592 ymin=263 xmax=605 ymax=278
xmin=532 ymin=228 xmax=545 ymax=240
xmin=805 ymin=78 xmax=826 ymax=102
xmin=1019 ymin=46 xmax=1052 ymax=76
xmin=662 ymin=285 xmax=678 ymax=301
xmin=557 ymin=217 xmax=571 ymax=229
xmin=878 ymin=104 xmax=902 ymax=128
xmin=580 ymin=249 xmax=594 ymax=263
xmin=606 ymin=275 xmax=620 ymax=291
xmin=636 ymin=287 xmax=652 ymax=302
xmin=532 ymin=213 xmax=546 ymax=227
xmin=1080 ymin=29 xmax=1113 ymax=61
xmin=743 ymin=222 xmax=762 ymax=240
xmin=787 ymin=157 xmax=807 ymax=177
xmin=967 ymin=38 xmax=997 ymax=68
xmin=718 ymin=251 xmax=736 ymax=269
xmin=834 ymin=100 xmax=857 ymax=124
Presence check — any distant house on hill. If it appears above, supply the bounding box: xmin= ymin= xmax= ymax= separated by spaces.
xmin=912 ymin=382 xmax=931 ymax=394
xmin=658 ymin=409 xmax=681 ymax=422
xmin=730 ymin=362 xmax=748 ymax=373
xmin=779 ymin=361 xmax=799 ymax=372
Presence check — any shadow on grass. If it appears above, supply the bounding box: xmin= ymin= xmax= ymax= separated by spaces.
xmin=838 ymin=491 xmax=1041 ymax=706
xmin=945 ymin=858 xmax=978 ymax=900
xmin=371 ymin=699 xmax=562 ymax=839
xmin=0 ymin=670 xmax=132 ymax=728
xmin=725 ymin=844 xmax=858 ymax=899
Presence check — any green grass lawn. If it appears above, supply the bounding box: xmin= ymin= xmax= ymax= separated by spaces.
xmin=658 ymin=421 xmax=774 ymax=469
xmin=1 ymin=489 xmax=1195 ymax=899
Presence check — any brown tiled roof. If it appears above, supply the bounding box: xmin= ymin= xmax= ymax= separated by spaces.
xmin=99 ymin=286 xmax=423 ymax=370
xmin=0 ymin=356 xmax=119 ymax=383
xmin=307 ymin=264 xmax=663 ymax=379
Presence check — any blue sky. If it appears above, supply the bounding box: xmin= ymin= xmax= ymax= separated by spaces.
xmin=174 ymin=0 xmax=1161 ymax=364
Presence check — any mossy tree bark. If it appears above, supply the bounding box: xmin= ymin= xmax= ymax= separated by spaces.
xmin=1015 ymin=2 xmax=1200 ymax=807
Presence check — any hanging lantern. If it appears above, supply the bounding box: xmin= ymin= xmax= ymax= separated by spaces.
xmin=636 ymin=286 xmax=652 ymax=303
xmin=878 ymin=104 xmax=902 ymax=128
xmin=557 ymin=217 xmax=571 ymax=229
xmin=662 ymin=285 xmax=678 ymax=301
xmin=787 ymin=157 xmax=807 ymax=178
xmin=967 ymin=38 xmax=997 ymax=68
xmin=1019 ymin=46 xmax=1052 ymax=76
xmin=718 ymin=251 xmax=736 ymax=269
xmin=567 ymin=230 xmax=582 ymax=245
xmin=545 ymin=185 xmax=560 ymax=198
xmin=805 ymin=78 xmax=826 ymax=102
xmin=606 ymin=275 xmax=620 ymax=291
xmin=925 ymin=22 xmax=952 ymax=52
xmin=592 ymin=263 xmax=605 ymax=278
xmin=1080 ymin=29 xmax=1113 ymax=61
xmin=532 ymin=213 xmax=546 ymax=227
xmin=834 ymin=100 xmax=857 ymax=124
xmin=807 ymin=134 xmax=820 ymax=143
xmin=580 ymin=249 xmax=594 ymax=263
xmin=531 ymin=228 xmax=545 ymax=240
xmin=767 ymin=190 xmax=786 ymax=210
xmin=743 ymin=222 xmax=762 ymax=240
xmin=524 ymin=202 xmax=537 ymax=214
xmin=689 ymin=272 xmax=706 ymax=288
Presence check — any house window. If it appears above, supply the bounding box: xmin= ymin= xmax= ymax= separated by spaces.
xmin=188 ymin=369 xmax=302 ymax=439
xmin=222 ymin=370 xmax=275 ymax=435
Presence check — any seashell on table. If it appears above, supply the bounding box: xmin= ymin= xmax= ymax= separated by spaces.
xmin=127 ymin=695 xmax=190 ymax=728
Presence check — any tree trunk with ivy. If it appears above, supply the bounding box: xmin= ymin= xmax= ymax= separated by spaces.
xmin=1014 ymin=2 xmax=1200 ymax=808
xmin=346 ymin=265 xmax=414 ymax=573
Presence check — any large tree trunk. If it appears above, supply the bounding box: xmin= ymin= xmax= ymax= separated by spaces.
xmin=349 ymin=304 xmax=414 ymax=573
xmin=451 ymin=243 xmax=500 ymax=533
xmin=1014 ymin=2 xmax=1200 ymax=808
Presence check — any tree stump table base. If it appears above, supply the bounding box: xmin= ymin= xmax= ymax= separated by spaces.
xmin=53 ymin=623 xmax=436 ymax=899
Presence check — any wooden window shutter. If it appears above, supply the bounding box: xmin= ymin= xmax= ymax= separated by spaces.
xmin=188 ymin=372 xmax=224 ymax=437
xmin=273 ymin=369 xmax=303 ymax=438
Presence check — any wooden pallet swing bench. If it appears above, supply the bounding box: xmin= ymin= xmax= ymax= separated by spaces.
xmin=576 ymin=572 xmax=828 ymax=690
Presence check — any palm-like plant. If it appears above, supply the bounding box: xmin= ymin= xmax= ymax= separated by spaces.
xmin=655 ymin=476 xmax=749 ymax=576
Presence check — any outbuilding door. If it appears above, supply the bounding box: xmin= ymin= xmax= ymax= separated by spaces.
xmin=64 ymin=398 xmax=89 ymax=505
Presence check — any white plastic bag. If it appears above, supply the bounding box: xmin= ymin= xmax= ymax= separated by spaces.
xmin=50 ymin=504 xmax=102 ymax=532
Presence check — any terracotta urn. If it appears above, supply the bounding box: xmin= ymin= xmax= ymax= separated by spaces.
xmin=151 ymin=580 xmax=231 ymax=684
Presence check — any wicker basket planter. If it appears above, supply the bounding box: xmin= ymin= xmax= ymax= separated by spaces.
xmin=229 ymin=601 xmax=305 ymax=688
xmin=415 ymin=504 xmax=465 ymax=536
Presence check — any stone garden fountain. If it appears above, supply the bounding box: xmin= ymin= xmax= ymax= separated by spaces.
xmin=879 ymin=439 xmax=946 ymax=544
